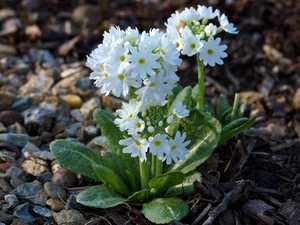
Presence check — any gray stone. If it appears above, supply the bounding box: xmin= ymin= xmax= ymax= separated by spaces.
xmin=6 ymin=166 xmax=25 ymax=180
xmin=80 ymin=96 xmax=101 ymax=120
xmin=9 ymin=176 xmax=25 ymax=189
xmin=64 ymin=122 xmax=83 ymax=138
xmin=53 ymin=209 xmax=85 ymax=225
xmin=33 ymin=205 xmax=54 ymax=218
xmin=0 ymin=178 xmax=13 ymax=193
xmin=70 ymin=109 xmax=84 ymax=122
xmin=0 ymin=210 xmax=13 ymax=224
xmin=10 ymin=183 xmax=42 ymax=198
xmin=0 ymin=189 xmax=5 ymax=199
xmin=0 ymin=133 xmax=29 ymax=148
xmin=0 ymin=151 xmax=15 ymax=162
xmin=4 ymin=194 xmax=19 ymax=208
xmin=30 ymin=189 xmax=48 ymax=206
xmin=32 ymin=150 xmax=54 ymax=161
xmin=44 ymin=182 xmax=66 ymax=199
xmin=37 ymin=172 xmax=53 ymax=183
xmin=46 ymin=198 xmax=65 ymax=211
xmin=84 ymin=125 xmax=99 ymax=138
xmin=21 ymin=141 xmax=40 ymax=157
xmin=21 ymin=159 xmax=49 ymax=176
xmin=9 ymin=96 xmax=33 ymax=113
xmin=13 ymin=202 xmax=35 ymax=223
xmin=76 ymin=77 xmax=91 ymax=90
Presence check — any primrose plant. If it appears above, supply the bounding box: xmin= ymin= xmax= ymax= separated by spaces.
xmin=50 ymin=5 xmax=256 ymax=224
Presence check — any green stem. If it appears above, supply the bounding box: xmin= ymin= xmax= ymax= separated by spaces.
xmin=231 ymin=93 xmax=240 ymax=121
xmin=154 ymin=156 xmax=163 ymax=177
xmin=196 ymin=54 xmax=205 ymax=111
xmin=139 ymin=160 xmax=149 ymax=189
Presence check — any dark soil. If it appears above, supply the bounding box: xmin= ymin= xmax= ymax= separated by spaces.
xmin=0 ymin=0 xmax=299 ymax=224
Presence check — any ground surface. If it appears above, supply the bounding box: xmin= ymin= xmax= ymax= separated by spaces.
xmin=0 ymin=0 xmax=299 ymax=224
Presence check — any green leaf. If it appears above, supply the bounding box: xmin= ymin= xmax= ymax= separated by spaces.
xmin=149 ymin=171 xmax=185 ymax=198
xmin=164 ymin=170 xmax=202 ymax=197
xmin=218 ymin=116 xmax=256 ymax=147
xmin=216 ymin=94 xmax=230 ymax=120
xmin=50 ymin=140 xmax=106 ymax=180
xmin=167 ymin=83 xmax=183 ymax=108
xmin=92 ymin=164 xmax=131 ymax=196
xmin=127 ymin=189 xmax=151 ymax=202
xmin=76 ymin=185 xmax=126 ymax=208
xmin=168 ymin=86 xmax=192 ymax=116
xmin=166 ymin=110 xmax=221 ymax=174
xmin=237 ymin=103 xmax=248 ymax=118
xmin=93 ymin=109 xmax=140 ymax=190
xmin=142 ymin=197 xmax=189 ymax=224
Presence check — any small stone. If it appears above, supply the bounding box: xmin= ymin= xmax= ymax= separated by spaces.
xmin=76 ymin=77 xmax=91 ymax=90
xmin=37 ymin=172 xmax=53 ymax=183
xmin=21 ymin=142 xmax=40 ymax=156
xmin=0 ymin=122 xmax=6 ymax=133
xmin=0 ymin=210 xmax=14 ymax=224
xmin=102 ymin=95 xmax=123 ymax=110
xmin=70 ymin=109 xmax=84 ymax=122
xmin=9 ymin=176 xmax=25 ymax=189
xmin=32 ymin=150 xmax=54 ymax=161
xmin=33 ymin=205 xmax=54 ymax=218
xmin=53 ymin=209 xmax=85 ymax=225
xmin=72 ymin=4 xmax=102 ymax=27
xmin=19 ymin=75 xmax=54 ymax=95
xmin=0 ymin=189 xmax=5 ymax=199
xmin=24 ymin=108 xmax=55 ymax=136
xmin=4 ymin=194 xmax=19 ymax=208
xmin=0 ymin=110 xmax=23 ymax=126
xmin=14 ymin=122 xmax=27 ymax=134
xmin=64 ymin=122 xmax=83 ymax=138
xmin=31 ymin=189 xmax=48 ymax=206
xmin=0 ymin=133 xmax=29 ymax=148
xmin=0 ymin=178 xmax=13 ymax=193
xmin=21 ymin=160 xmax=49 ymax=176
xmin=23 ymin=153 xmax=48 ymax=166
xmin=62 ymin=94 xmax=83 ymax=109
xmin=44 ymin=182 xmax=67 ymax=199
xmin=65 ymin=194 xmax=82 ymax=210
xmin=10 ymin=218 xmax=28 ymax=225
xmin=80 ymin=96 xmax=101 ymax=120
xmin=0 ymin=151 xmax=15 ymax=162
xmin=9 ymin=96 xmax=33 ymax=113
xmin=6 ymin=166 xmax=25 ymax=180
xmin=46 ymin=198 xmax=65 ymax=211
xmin=0 ymin=91 xmax=13 ymax=110
xmin=84 ymin=125 xmax=99 ymax=138
xmin=11 ymin=183 xmax=42 ymax=198
xmin=13 ymin=202 xmax=35 ymax=223
xmin=293 ymin=88 xmax=300 ymax=111
xmin=52 ymin=167 xmax=78 ymax=188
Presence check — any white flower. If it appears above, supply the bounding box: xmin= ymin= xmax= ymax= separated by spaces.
xmin=135 ymin=71 xmax=174 ymax=105
xmin=124 ymin=27 xmax=140 ymax=45
xmin=149 ymin=133 xmax=170 ymax=160
xmin=119 ymin=136 xmax=149 ymax=162
xmin=218 ymin=13 xmax=238 ymax=34
xmin=165 ymin=11 xmax=182 ymax=29
xmin=106 ymin=44 xmax=129 ymax=73
xmin=180 ymin=7 xmax=201 ymax=22
xmin=165 ymin=131 xmax=190 ymax=165
xmin=199 ymin=36 xmax=227 ymax=66
xmin=204 ymin=23 xmax=217 ymax=36
xmin=114 ymin=99 xmax=141 ymax=131
xmin=158 ymin=34 xmax=182 ymax=67
xmin=166 ymin=27 xmax=183 ymax=51
xmin=181 ymin=31 xmax=203 ymax=56
xmin=127 ymin=118 xmax=145 ymax=135
xmin=173 ymin=100 xmax=190 ymax=118
xmin=127 ymin=44 xmax=161 ymax=79
xmin=197 ymin=5 xmax=219 ymax=20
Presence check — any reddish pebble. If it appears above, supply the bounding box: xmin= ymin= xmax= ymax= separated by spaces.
xmin=0 ymin=110 xmax=23 ymax=126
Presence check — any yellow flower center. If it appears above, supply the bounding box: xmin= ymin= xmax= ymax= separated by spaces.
xmin=136 ymin=122 xmax=142 ymax=128
xmin=138 ymin=58 xmax=146 ymax=65
xmin=150 ymin=82 xmax=156 ymax=88
xmin=207 ymin=49 xmax=214 ymax=55
xmin=171 ymin=145 xmax=177 ymax=151
xmin=128 ymin=112 xmax=133 ymax=118
xmin=120 ymin=55 xmax=125 ymax=62
xmin=175 ymin=42 xmax=180 ymax=48
xmin=154 ymin=140 xmax=161 ymax=147
xmin=135 ymin=140 xmax=141 ymax=147
xmin=190 ymin=43 xmax=196 ymax=49
xmin=104 ymin=73 xmax=109 ymax=78
xmin=161 ymin=49 xmax=165 ymax=55
xmin=118 ymin=74 xmax=125 ymax=80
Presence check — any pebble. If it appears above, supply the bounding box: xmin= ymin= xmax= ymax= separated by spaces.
xmin=33 ymin=205 xmax=54 ymax=218
xmin=0 ymin=178 xmax=13 ymax=193
xmin=44 ymin=182 xmax=67 ymax=199
xmin=19 ymin=75 xmax=54 ymax=95
xmin=52 ymin=167 xmax=78 ymax=188
xmin=62 ymin=94 xmax=83 ymax=109
xmin=0 ymin=151 xmax=15 ymax=162
xmin=21 ymin=141 xmax=40 ymax=156
xmin=10 ymin=183 xmax=42 ymax=198
xmin=76 ymin=77 xmax=91 ymax=90
xmin=53 ymin=209 xmax=85 ymax=225
xmin=32 ymin=150 xmax=54 ymax=161
xmin=64 ymin=122 xmax=83 ymax=138
xmin=0 ymin=110 xmax=23 ymax=126
xmin=6 ymin=166 xmax=25 ymax=181
xmin=0 ymin=210 xmax=13 ymax=224
xmin=46 ymin=198 xmax=65 ymax=211
xmin=9 ymin=177 xmax=25 ymax=189
xmin=0 ymin=122 xmax=6 ymax=133
xmin=0 ymin=133 xmax=29 ymax=148
xmin=4 ymin=194 xmax=19 ymax=208
xmin=21 ymin=160 xmax=49 ymax=176
xmin=70 ymin=109 xmax=84 ymax=122
xmin=13 ymin=202 xmax=35 ymax=223
xmin=37 ymin=171 xmax=53 ymax=183
xmin=80 ymin=96 xmax=101 ymax=120
xmin=293 ymin=88 xmax=300 ymax=111
xmin=9 ymin=96 xmax=34 ymax=113
xmin=0 ymin=91 xmax=13 ymax=110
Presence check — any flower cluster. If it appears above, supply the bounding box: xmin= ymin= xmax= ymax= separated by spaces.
xmin=86 ymin=26 xmax=182 ymax=106
xmin=116 ymin=99 xmax=190 ymax=164
xmin=165 ymin=5 xmax=238 ymax=66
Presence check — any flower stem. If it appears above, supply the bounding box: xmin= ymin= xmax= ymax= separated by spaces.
xmin=139 ymin=160 xmax=149 ymax=190
xmin=196 ymin=54 xmax=205 ymax=111
xmin=231 ymin=93 xmax=240 ymax=121
xmin=154 ymin=156 xmax=163 ymax=177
